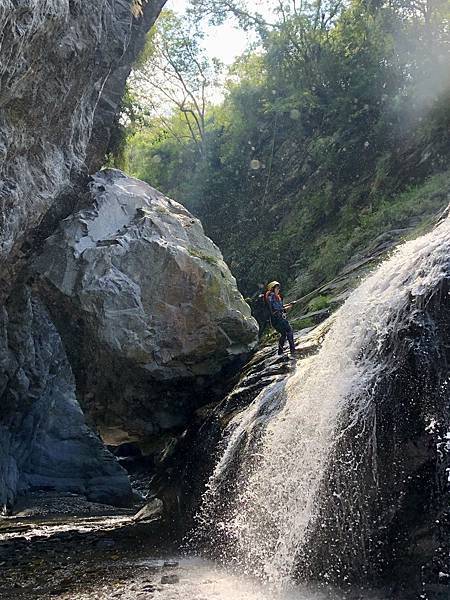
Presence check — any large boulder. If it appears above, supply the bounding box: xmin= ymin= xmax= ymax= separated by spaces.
xmin=0 ymin=287 xmax=132 ymax=512
xmin=34 ymin=170 xmax=259 ymax=444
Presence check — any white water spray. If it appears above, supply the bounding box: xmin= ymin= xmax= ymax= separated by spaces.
xmin=196 ymin=213 xmax=450 ymax=585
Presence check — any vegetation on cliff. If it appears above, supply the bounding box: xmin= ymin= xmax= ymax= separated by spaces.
xmin=113 ymin=0 xmax=450 ymax=296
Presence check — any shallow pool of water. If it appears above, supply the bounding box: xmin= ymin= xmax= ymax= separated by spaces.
xmin=0 ymin=509 xmax=388 ymax=600
xmin=111 ymin=556 xmax=386 ymax=600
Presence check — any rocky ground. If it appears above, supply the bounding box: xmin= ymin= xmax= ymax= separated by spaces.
xmin=0 ymin=492 xmax=174 ymax=599
xmin=0 ymin=500 xmax=385 ymax=600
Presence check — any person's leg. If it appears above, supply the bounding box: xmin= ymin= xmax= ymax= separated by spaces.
xmin=272 ymin=317 xmax=286 ymax=355
xmin=278 ymin=330 xmax=287 ymax=355
xmin=287 ymin=324 xmax=295 ymax=354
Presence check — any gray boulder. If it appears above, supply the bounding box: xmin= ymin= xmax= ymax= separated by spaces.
xmin=0 ymin=287 xmax=132 ymax=511
xmin=34 ymin=170 xmax=259 ymax=444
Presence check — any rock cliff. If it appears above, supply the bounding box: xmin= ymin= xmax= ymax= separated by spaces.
xmin=0 ymin=0 xmax=167 ymax=508
xmin=0 ymin=0 xmax=166 ymax=301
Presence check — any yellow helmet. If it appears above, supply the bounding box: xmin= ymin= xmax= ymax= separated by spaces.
xmin=266 ymin=280 xmax=280 ymax=291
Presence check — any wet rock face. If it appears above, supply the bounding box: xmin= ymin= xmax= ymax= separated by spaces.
xmin=0 ymin=0 xmax=166 ymax=300
xmin=296 ymin=279 xmax=450 ymax=594
xmin=34 ymin=170 xmax=259 ymax=444
xmin=0 ymin=287 xmax=132 ymax=511
xmin=132 ymin=330 xmax=320 ymax=535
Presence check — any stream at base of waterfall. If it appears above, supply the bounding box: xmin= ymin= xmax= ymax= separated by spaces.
xmin=0 ymin=509 xmax=387 ymax=600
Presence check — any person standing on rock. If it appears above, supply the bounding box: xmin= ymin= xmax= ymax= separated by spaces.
xmin=265 ymin=281 xmax=296 ymax=357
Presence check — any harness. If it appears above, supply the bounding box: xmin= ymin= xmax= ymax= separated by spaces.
xmin=264 ymin=291 xmax=286 ymax=321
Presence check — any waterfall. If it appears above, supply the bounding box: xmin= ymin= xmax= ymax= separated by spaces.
xmin=194 ymin=213 xmax=450 ymax=585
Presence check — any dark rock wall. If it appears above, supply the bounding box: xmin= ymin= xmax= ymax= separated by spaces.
xmin=0 ymin=286 xmax=132 ymax=511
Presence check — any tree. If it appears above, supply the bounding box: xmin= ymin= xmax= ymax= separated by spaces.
xmin=187 ymin=0 xmax=344 ymax=33
xmin=129 ymin=10 xmax=223 ymax=158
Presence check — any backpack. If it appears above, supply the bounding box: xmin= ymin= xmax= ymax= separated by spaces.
xmin=250 ymin=292 xmax=272 ymax=334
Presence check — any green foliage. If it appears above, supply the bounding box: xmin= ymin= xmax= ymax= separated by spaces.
xmin=307 ymin=295 xmax=331 ymax=313
xmin=188 ymin=247 xmax=219 ymax=265
xmin=295 ymin=170 xmax=450 ymax=295
xmin=129 ymin=9 xmax=223 ymax=160
xmin=355 ymin=172 xmax=450 ymax=241
xmin=291 ymin=317 xmax=314 ymax=331
xmin=105 ymin=85 xmax=148 ymax=169
xmin=123 ymin=0 xmax=450 ymax=296
xmin=260 ymin=327 xmax=278 ymax=347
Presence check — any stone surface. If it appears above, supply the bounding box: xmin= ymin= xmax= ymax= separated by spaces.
xmin=34 ymin=169 xmax=258 ymax=444
xmin=133 ymin=497 xmax=163 ymax=523
xmin=12 ymin=491 xmax=135 ymax=519
xmin=0 ymin=0 xmax=166 ymax=302
xmin=0 ymin=287 xmax=132 ymax=510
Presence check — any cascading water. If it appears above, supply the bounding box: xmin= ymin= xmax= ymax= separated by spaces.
xmin=193 ymin=212 xmax=450 ymax=588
